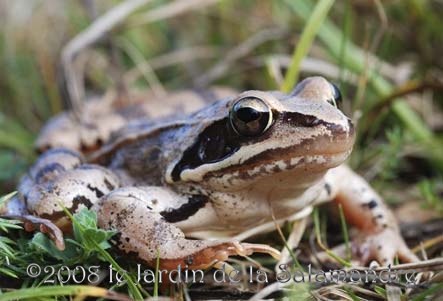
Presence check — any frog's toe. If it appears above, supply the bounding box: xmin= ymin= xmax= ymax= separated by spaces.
xmin=240 ymin=242 xmax=281 ymax=260
xmin=1 ymin=213 xmax=65 ymax=250
xmin=19 ymin=215 xmax=65 ymax=250
xmin=193 ymin=241 xmax=281 ymax=269
xmin=312 ymin=229 xmax=418 ymax=267
xmin=397 ymin=244 xmax=420 ymax=263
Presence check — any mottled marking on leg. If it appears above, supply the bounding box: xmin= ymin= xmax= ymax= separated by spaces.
xmin=39 ymin=194 xmax=94 ymax=221
xmin=324 ymin=183 xmax=332 ymax=196
xmin=372 ymin=214 xmax=384 ymax=225
xmin=86 ymin=184 xmax=105 ymax=198
xmin=104 ymin=178 xmax=116 ymax=190
xmin=367 ymin=199 xmax=378 ymax=209
xmin=361 ymin=199 xmax=378 ymax=209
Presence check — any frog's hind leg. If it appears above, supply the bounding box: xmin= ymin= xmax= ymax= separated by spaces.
xmin=7 ymin=148 xmax=121 ymax=249
xmin=95 ymin=186 xmax=280 ymax=270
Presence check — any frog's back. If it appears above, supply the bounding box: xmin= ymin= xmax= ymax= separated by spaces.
xmin=36 ymin=88 xmax=237 ymax=153
xmin=90 ymin=97 xmax=233 ymax=186
xmin=87 ymin=120 xmax=181 ymax=186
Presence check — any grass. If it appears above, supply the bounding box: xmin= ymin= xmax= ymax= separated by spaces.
xmin=0 ymin=0 xmax=442 ymax=300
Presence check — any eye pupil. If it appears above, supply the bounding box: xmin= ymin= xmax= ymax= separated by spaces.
xmin=230 ymin=96 xmax=273 ymax=137
xmin=236 ymin=107 xmax=261 ymax=123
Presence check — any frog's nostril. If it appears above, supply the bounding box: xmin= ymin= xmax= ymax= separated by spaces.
xmin=347 ymin=119 xmax=355 ymax=135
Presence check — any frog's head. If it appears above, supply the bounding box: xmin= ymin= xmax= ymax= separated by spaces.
xmin=167 ymin=76 xmax=355 ymax=190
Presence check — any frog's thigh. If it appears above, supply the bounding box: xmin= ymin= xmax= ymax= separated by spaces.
xmin=95 ymin=187 xmax=280 ymax=270
xmin=18 ymin=149 xmax=120 ymax=227
xmin=25 ymin=167 xmax=117 ymax=215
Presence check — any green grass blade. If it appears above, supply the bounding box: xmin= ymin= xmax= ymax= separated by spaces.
xmin=313 ymin=208 xmax=351 ymax=267
xmin=338 ymin=204 xmax=351 ymax=261
xmin=281 ymin=0 xmax=334 ymax=93
xmin=0 ymin=285 xmax=131 ymax=301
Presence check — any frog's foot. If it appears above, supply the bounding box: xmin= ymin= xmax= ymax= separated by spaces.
xmin=314 ymin=228 xmax=418 ymax=267
xmin=352 ymin=228 xmax=419 ymax=266
xmin=4 ymin=214 xmax=65 ymax=250
xmin=95 ymin=187 xmax=280 ymax=270
xmin=154 ymin=241 xmax=280 ymax=271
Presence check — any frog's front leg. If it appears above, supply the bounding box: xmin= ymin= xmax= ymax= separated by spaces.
xmin=94 ymin=187 xmax=280 ymax=270
xmin=321 ymin=165 xmax=419 ymax=265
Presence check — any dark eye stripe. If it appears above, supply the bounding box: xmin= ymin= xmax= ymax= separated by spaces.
xmin=170 ymin=118 xmax=240 ymax=182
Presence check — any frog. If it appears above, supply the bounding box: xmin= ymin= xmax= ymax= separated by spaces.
xmin=2 ymin=76 xmax=418 ymax=271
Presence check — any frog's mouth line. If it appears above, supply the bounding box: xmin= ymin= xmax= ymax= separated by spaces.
xmin=206 ymin=128 xmax=355 ymax=175
xmin=234 ymin=150 xmax=351 ymax=177
xmin=201 ymin=148 xmax=353 ymax=182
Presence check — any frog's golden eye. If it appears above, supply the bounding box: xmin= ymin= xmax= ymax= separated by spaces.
xmin=229 ymin=96 xmax=273 ymax=137
xmin=327 ymin=83 xmax=342 ymax=108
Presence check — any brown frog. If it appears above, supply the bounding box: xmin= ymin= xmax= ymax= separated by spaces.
xmin=2 ymin=77 xmax=418 ymax=271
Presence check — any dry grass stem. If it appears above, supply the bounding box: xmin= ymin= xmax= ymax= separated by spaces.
xmin=195 ymin=28 xmax=287 ymax=87
xmin=62 ymin=0 xmax=153 ymax=120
